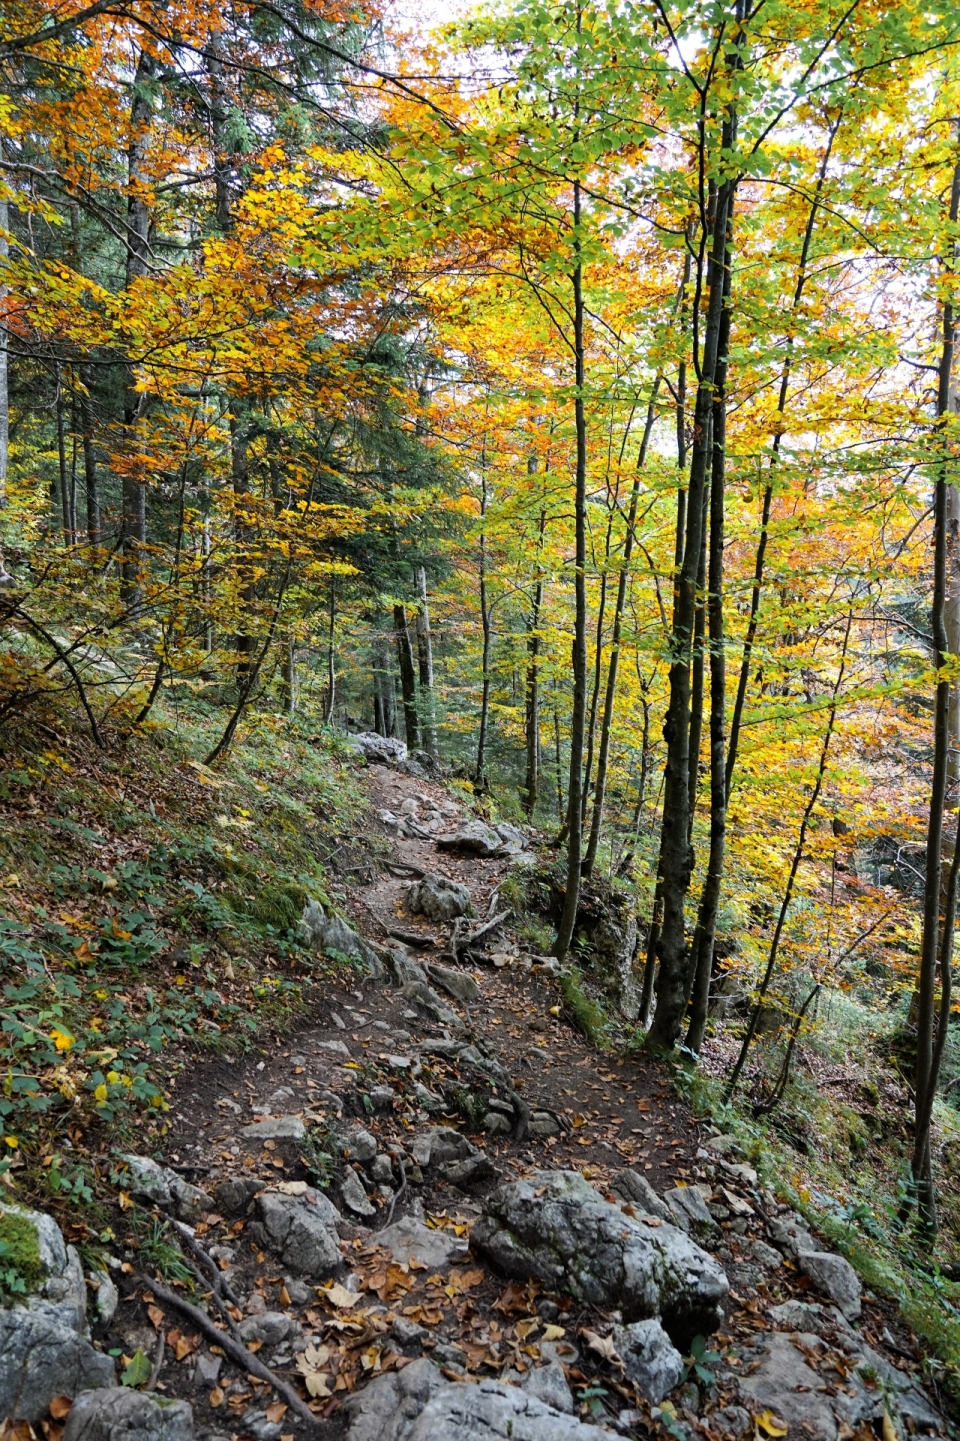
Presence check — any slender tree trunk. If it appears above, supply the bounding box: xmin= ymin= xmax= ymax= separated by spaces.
xmin=554 ymin=177 xmax=589 ymax=963
xmin=553 ymin=685 xmax=565 ymax=826
xmin=523 ymin=506 xmax=546 ymax=817
xmin=56 ymin=373 xmax=69 ymax=538
xmin=476 ymin=467 xmax=492 ymax=789
xmin=282 ymin=636 xmax=297 ymax=717
xmin=230 ymin=414 xmax=256 ymax=685
xmin=686 ymin=211 xmax=734 ymax=1053
xmin=415 ymin=565 xmax=438 ymax=757
xmin=909 ymin=144 xmax=960 ymax=1232
xmin=648 ymin=172 xmax=736 ymax=1050
xmin=583 ymin=383 xmax=661 ymax=876
xmin=120 ymin=48 xmax=155 ymax=608
xmin=582 ymin=522 xmax=612 ymax=825
xmin=79 ymin=380 xmax=100 ymax=546
xmin=394 ymin=603 xmax=420 ymax=750
xmin=686 ymin=483 xmax=709 ymax=832
xmin=323 ymin=581 xmax=336 ymax=723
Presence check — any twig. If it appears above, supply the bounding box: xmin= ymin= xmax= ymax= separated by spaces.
xmin=378 ymin=1156 xmax=407 ymax=1230
xmin=171 ymin=1219 xmax=241 ymax=1306
xmin=135 ymin=1275 xmax=320 ymax=1429
xmin=146 ymin=1329 xmax=165 ymax=1392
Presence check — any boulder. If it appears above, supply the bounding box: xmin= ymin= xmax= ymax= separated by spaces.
xmin=528 ymin=1112 xmax=561 ymax=1138
xmin=119 ymin=1155 xmax=212 ymax=1222
xmin=471 ymin=1170 xmax=728 ymax=1344
xmin=0 ymin=1308 xmax=115 ymax=1422
xmin=767 ymin=1213 xmax=818 ymax=1259
xmin=256 ymin=1188 xmax=343 ymax=1275
xmin=341 ymin=1125 xmax=378 ymax=1162
xmin=494 ymin=823 xmax=527 ymax=849
xmin=483 ymin=1113 xmax=512 ymax=1136
xmin=662 ymin=1186 xmax=717 ymax=1240
xmin=238 ymin=1311 xmax=302 ymax=1346
xmin=439 ymin=1154 xmax=499 ymax=1190
xmin=343 ymin=1357 xmax=612 ymax=1441
xmin=375 ymin=1216 xmax=469 ymax=1270
xmin=436 ymin=821 xmax=503 ymax=857
xmin=299 ymin=902 xmax=383 ymax=976
xmin=610 ymin=1170 xmax=672 ymax=1223
xmin=344 ymin=732 xmax=408 ymax=765
xmin=241 ymin=1116 xmax=306 ymax=1141
xmin=214 ymin=1176 xmax=266 ymax=1216
xmin=341 ymin=1169 xmax=376 ymax=1217
xmin=424 ymin=963 xmax=479 ymax=1002
xmin=0 ymin=1201 xmax=88 ymax=1333
xmin=797 ymin=1250 xmax=862 ymax=1320
xmin=411 ymin=1126 xmax=476 ymax=1168
xmin=611 ymin=1319 xmax=684 ymax=1404
xmin=519 ymin=1360 xmax=573 ymax=1414
xmin=63 ymin=1388 xmax=192 ymax=1441
xmin=407 ymin=874 xmax=473 ymax=922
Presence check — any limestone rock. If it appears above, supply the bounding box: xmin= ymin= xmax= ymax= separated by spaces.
xmin=341 ymin=1169 xmax=376 ymax=1218
xmin=483 ymin=1112 xmax=512 ymax=1136
xmin=64 ymin=1389 xmax=192 ymax=1441
xmin=119 ymin=1155 xmax=212 ymax=1222
xmin=520 ymin=1360 xmax=574 ymax=1414
xmin=797 ymin=1250 xmax=862 ymax=1320
xmin=88 ymin=1268 xmax=119 ymax=1324
xmin=424 ymin=963 xmax=479 ymax=1002
xmin=344 ymin=732 xmax=408 ymax=765
xmin=407 ymin=874 xmax=473 ymax=922
xmin=241 ymin=1116 xmax=305 ymax=1141
xmin=612 ymin=1319 xmax=684 ymax=1404
xmin=471 ymin=1170 xmax=728 ymax=1344
xmin=299 ymin=902 xmax=383 ymax=976
xmin=528 ymin=1112 xmax=561 ymax=1138
xmin=341 ymin=1125 xmax=378 ymax=1162
xmin=494 ymin=823 xmax=527 ymax=849
xmin=256 ymin=1188 xmax=343 ymax=1275
xmin=767 ymin=1213 xmax=818 ymax=1259
xmin=610 ymin=1170 xmax=672 ymax=1223
xmin=0 ymin=1201 xmax=88 ymax=1334
xmin=439 ymin=1154 xmax=499 ymax=1190
xmin=411 ymin=1126 xmax=477 ymax=1168
xmin=215 ymin=1177 xmax=266 ymax=1216
xmin=437 ymin=821 xmax=503 ymax=857
xmin=238 ymin=1311 xmax=302 ymax=1346
xmin=342 ymin=1357 xmax=612 ymax=1441
xmin=662 ymin=1185 xmax=717 ymax=1240
xmin=0 ymin=1308 xmax=115 ymax=1422
xmin=375 ymin=1216 xmax=469 ymax=1270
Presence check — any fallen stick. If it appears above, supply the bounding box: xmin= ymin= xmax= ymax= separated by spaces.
xmin=454 ymin=909 xmax=512 ymax=957
xmin=136 ymin=1275 xmax=320 ymax=1429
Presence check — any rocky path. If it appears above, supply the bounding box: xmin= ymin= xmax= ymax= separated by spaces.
xmin=1 ymin=757 xmax=951 ymax=1441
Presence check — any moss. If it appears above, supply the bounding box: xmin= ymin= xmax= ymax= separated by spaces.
xmin=560 ymin=967 xmax=609 ymax=1047
xmin=0 ymin=1209 xmax=44 ymax=1294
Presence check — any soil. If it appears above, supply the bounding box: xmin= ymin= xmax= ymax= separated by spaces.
xmin=90 ymin=760 xmax=946 ymax=1441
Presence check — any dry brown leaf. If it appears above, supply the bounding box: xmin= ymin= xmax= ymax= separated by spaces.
xmin=208 ymin=1388 xmax=225 ymax=1409
xmin=147 ymin=1305 xmax=164 ymax=1330
xmin=321 ymin=1283 xmax=363 ymax=1309
xmin=48 ymin=1400 xmax=71 ymax=1422
xmin=581 ymin=1329 xmax=619 ymax=1363
xmin=265 ymin=1403 xmax=287 ymax=1424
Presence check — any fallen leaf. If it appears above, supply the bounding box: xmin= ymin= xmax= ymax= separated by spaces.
xmin=265 ymin=1403 xmax=287 ymax=1424
xmin=209 ymin=1388 xmax=224 ymax=1409
xmin=147 ymin=1305 xmax=164 ymax=1330
xmin=321 ymin=1282 xmax=362 ymax=1308
xmin=48 ymin=1400 xmax=72 ymax=1421
xmin=581 ymin=1329 xmax=619 ymax=1363
xmin=755 ymin=1410 xmax=788 ymax=1437
xmin=541 ymin=1325 xmax=565 ymax=1342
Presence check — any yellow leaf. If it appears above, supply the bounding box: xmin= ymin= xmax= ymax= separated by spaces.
xmin=209 ymin=1387 xmax=224 ymax=1408
xmin=882 ymin=1411 xmax=897 ymax=1441
xmin=321 ymin=1282 xmax=362 ymax=1308
xmin=755 ymin=1410 xmax=788 ymax=1437
xmin=541 ymin=1324 xmax=565 ymax=1341
xmin=94 ymin=1083 xmax=108 ymax=1103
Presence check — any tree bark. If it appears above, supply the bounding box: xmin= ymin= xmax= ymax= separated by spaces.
xmin=79 ymin=378 xmax=100 ymax=546
xmin=475 ymin=465 xmax=492 ymax=789
xmin=415 ymin=565 xmax=438 ymax=757
xmin=523 ymin=504 xmax=546 ymax=818
xmin=394 ymin=603 xmax=420 ymax=750
xmin=554 ymin=177 xmax=589 ymax=964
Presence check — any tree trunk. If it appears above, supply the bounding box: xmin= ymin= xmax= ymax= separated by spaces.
xmin=282 ymin=635 xmax=297 ymax=717
xmin=647 ymin=173 xmax=735 ymax=1051
xmin=323 ymin=581 xmax=336 ymax=723
xmin=523 ymin=506 xmax=546 ymax=818
xmin=79 ymin=380 xmax=100 ymax=546
xmin=56 ymin=372 xmax=69 ymax=537
xmin=394 ymin=603 xmax=420 ymax=750
xmin=581 ymin=521 xmax=612 ymax=825
xmin=583 ymin=383 xmax=661 ymax=876
xmin=554 ymin=178 xmax=589 ymax=964
xmin=686 ymin=210 xmax=734 ymax=1054
xmin=415 ymin=565 xmax=438 ymax=757
xmin=476 ymin=467 xmax=492 ymax=789
xmin=686 ymin=484 xmax=708 ymax=834
xmin=909 ymin=145 xmax=960 ymax=1232
xmin=120 ymin=48 xmax=155 ymax=609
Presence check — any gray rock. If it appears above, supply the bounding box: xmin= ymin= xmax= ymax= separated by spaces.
xmin=344 ymin=732 xmax=408 ymax=764
xmin=528 ymin=1112 xmax=561 ymax=1138
xmin=797 ymin=1250 xmax=862 ymax=1320
xmin=767 ymin=1213 xmax=818 ymax=1259
xmin=483 ymin=1112 xmax=512 ymax=1136
xmin=376 ymin=1216 xmax=469 ymax=1269
xmin=391 ymin=1316 xmax=429 ymax=1355
xmin=238 ymin=1311 xmax=301 ymax=1346
xmin=256 ymin=1188 xmax=343 ymax=1275
xmin=119 ymin=1155 xmax=212 ymax=1221
xmin=411 ymin=1126 xmax=477 ymax=1168
xmin=194 ymin=1351 xmax=222 ymax=1387
xmin=0 ymin=1202 xmax=88 ymax=1334
xmin=743 ymin=1238 xmax=782 ymax=1271
xmin=214 ymin=1176 xmax=266 ymax=1216
xmin=341 ymin=1169 xmax=376 ymax=1217
xmin=283 ymin=1277 xmax=312 ymax=1306
xmin=386 ymin=951 xmax=428 ymax=987
xmin=433 ymin=1341 xmax=467 ymax=1369
xmin=610 ymin=1170 xmax=672 ymax=1222
xmin=0 ymin=1308 xmax=116 ymax=1421
xmin=342 ymin=1125 xmax=378 ymax=1162
xmin=319 ymin=1038 xmax=352 ymax=1057
xmin=268 ymin=1087 xmax=297 ymax=1108
xmin=521 ymin=1360 xmax=573 ymax=1414
xmin=89 ymin=1267 xmax=119 ymax=1324
xmin=299 ymin=902 xmax=383 ymax=975
xmin=471 ymin=1170 xmax=728 ymax=1344
xmin=767 ymin=1300 xmax=826 ymax=1331
xmin=662 ymin=1186 xmax=717 ymax=1240
xmin=240 ymin=1411 xmax=281 ymax=1441
xmin=370 ymin=1085 xmax=396 ymax=1112
xmin=494 ymin=823 xmax=527 ymax=849
xmin=710 ymin=1406 xmax=750 ymax=1438
xmin=63 ymin=1389 xmax=192 ymax=1441
xmin=407 ymin=875 xmax=473 ymax=922
xmin=612 ymin=1319 xmax=683 ymax=1404
xmin=370 ymin=1153 xmax=395 ymax=1184
xmin=342 ymin=1358 xmax=612 ymax=1441
xmin=424 ymin=963 xmax=479 ymax=1002
xmin=735 ymin=1332 xmax=890 ymax=1440
xmin=401 ymin=981 xmax=464 ymax=1029
xmin=241 ymin=1116 xmax=306 ymax=1141
xmin=439 ymin=1155 xmax=499 ymax=1190
xmin=436 ymin=821 xmax=503 ymax=857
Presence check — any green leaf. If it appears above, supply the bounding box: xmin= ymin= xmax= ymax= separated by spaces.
xmin=121 ymin=1349 xmax=153 ymax=1388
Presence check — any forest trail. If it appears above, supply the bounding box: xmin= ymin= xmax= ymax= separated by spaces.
xmin=95 ymin=760 xmax=946 ymax=1441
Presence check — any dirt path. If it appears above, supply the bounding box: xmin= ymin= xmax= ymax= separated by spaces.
xmin=109 ymin=760 xmax=944 ymax=1441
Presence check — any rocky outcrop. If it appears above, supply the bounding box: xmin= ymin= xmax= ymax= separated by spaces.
xmin=299 ymin=902 xmax=384 ymax=975
xmin=611 ymin=1319 xmax=684 ymax=1404
xmin=118 ymin=1155 xmax=212 ymax=1222
xmin=437 ymin=821 xmax=504 ymax=857
xmin=255 ymin=1186 xmax=343 ymax=1275
xmin=344 ymin=732 xmax=408 ymax=764
xmin=407 ymin=874 xmax=472 ymax=921
xmin=471 ymin=1170 xmax=728 ymax=1344
xmin=63 ymin=1388 xmax=193 ymax=1441
xmin=343 ymin=1357 xmax=612 ymax=1440
xmin=376 ymin=1215 xmax=469 ymax=1269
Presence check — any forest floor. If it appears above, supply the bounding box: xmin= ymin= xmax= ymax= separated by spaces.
xmin=82 ymin=758 xmax=948 ymax=1441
